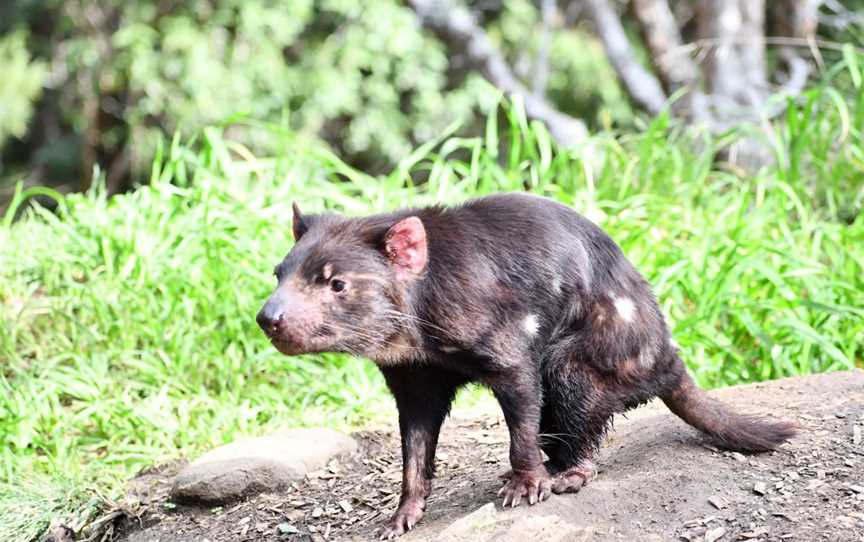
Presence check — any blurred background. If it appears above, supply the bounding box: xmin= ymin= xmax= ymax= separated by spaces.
xmin=1 ymin=3 xmax=863 ymax=540
xmin=2 ymin=0 xmax=862 ymax=201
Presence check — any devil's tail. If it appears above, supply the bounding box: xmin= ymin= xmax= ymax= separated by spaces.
xmin=661 ymin=356 xmax=796 ymax=453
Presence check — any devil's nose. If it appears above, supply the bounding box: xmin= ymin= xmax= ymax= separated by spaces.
xmin=256 ymin=303 xmax=284 ymax=334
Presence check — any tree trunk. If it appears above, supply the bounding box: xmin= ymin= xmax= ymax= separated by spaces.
xmin=631 ymin=0 xmax=699 ymax=95
xmin=630 ymin=0 xmax=710 ymax=122
xmin=769 ymin=0 xmax=821 ymax=39
xmin=697 ymin=0 xmax=768 ymax=115
xmin=696 ymin=0 xmax=776 ymax=168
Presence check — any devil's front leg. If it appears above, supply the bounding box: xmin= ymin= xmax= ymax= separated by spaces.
xmin=487 ymin=365 xmax=553 ymax=507
xmin=378 ymin=366 xmax=466 ymax=539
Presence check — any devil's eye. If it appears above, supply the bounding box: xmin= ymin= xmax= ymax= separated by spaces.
xmin=330 ymin=279 xmax=347 ymax=293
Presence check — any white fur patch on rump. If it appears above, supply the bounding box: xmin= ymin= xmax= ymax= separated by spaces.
xmin=613 ymin=296 xmax=636 ymax=322
xmin=523 ymin=314 xmax=540 ymax=336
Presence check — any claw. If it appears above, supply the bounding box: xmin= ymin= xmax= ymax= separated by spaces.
xmin=498 ymin=467 xmax=553 ymax=509
xmin=379 ymin=497 xmax=425 ymax=539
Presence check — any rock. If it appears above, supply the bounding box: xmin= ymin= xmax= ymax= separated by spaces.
xmin=740 ymin=526 xmax=769 ymax=538
xmin=171 ymin=428 xmax=357 ymax=504
xmin=437 ymin=503 xmax=500 ymax=542
xmin=497 ymin=515 xmax=592 ymax=542
xmin=704 ymin=526 xmax=726 ymax=542
xmin=853 ymin=425 xmax=861 ymax=446
xmin=805 ymin=479 xmax=824 ymax=491
xmin=41 ymin=524 xmax=74 ymax=542
xmin=436 ymin=503 xmax=591 ymax=542
xmin=277 ymin=523 xmax=299 ymax=535
xmin=708 ymin=496 xmax=727 ymax=510
xmin=753 ymin=482 xmax=767 ymax=496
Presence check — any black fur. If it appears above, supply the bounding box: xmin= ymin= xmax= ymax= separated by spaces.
xmin=257 ymin=192 xmax=796 ymax=538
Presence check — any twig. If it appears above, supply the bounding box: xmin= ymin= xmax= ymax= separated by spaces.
xmin=821 ymin=0 xmax=864 ymax=30
xmin=407 ymin=0 xmax=588 ymax=146
xmin=658 ymin=36 xmax=864 ymax=66
xmin=580 ymin=0 xmax=667 ymax=115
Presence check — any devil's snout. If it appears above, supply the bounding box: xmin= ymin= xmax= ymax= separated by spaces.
xmin=256 ymin=299 xmax=285 ymax=336
xmin=256 ymin=290 xmax=324 ymax=354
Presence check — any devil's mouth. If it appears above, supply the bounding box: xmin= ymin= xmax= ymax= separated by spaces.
xmin=269 ymin=335 xmax=331 ymax=356
xmin=264 ymin=321 xmax=338 ymax=356
xmin=269 ymin=337 xmax=305 ymax=356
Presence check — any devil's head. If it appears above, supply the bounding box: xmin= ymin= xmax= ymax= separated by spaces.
xmin=256 ymin=204 xmax=428 ymax=358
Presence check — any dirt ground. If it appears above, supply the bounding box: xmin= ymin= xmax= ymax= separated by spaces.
xmin=110 ymin=370 xmax=864 ymax=542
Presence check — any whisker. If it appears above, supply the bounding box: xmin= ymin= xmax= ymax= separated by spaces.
xmin=538 ymin=432 xmax=578 ymax=453
xmin=317 ymin=324 xmax=390 ymax=350
xmin=321 ymin=321 xmax=427 ymax=353
xmin=380 ymin=309 xmax=450 ymax=336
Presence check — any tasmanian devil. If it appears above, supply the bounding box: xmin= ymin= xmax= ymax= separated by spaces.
xmin=256 ymin=192 xmax=795 ymax=539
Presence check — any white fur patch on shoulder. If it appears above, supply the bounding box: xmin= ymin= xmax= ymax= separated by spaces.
xmin=440 ymin=345 xmax=460 ymax=354
xmin=523 ymin=314 xmax=540 ymax=336
xmin=613 ymin=296 xmax=636 ymax=322
xmin=638 ymin=349 xmax=654 ymax=368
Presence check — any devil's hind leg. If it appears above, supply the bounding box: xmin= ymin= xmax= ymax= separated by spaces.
xmin=538 ymin=364 xmax=611 ymax=493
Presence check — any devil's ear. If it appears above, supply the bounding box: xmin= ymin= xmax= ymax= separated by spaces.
xmin=292 ymin=202 xmax=309 ymax=241
xmin=383 ymin=216 xmax=428 ymax=280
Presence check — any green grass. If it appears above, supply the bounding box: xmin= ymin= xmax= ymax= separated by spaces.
xmin=0 ymin=478 xmax=98 ymax=542
xmin=1 ymin=63 xmax=863 ymax=540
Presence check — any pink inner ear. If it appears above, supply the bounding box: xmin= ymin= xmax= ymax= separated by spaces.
xmin=384 ymin=217 xmax=428 ymax=279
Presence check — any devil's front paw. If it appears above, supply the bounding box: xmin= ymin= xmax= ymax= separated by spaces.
xmin=497 ymin=467 xmax=552 ymax=507
xmin=499 ymin=460 xmax=558 ymax=480
xmin=379 ymin=497 xmax=425 ymax=540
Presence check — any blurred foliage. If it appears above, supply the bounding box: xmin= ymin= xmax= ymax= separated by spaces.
xmin=2 ymin=0 xmax=862 ymax=195
xmin=0 ymin=0 xmax=630 ymax=190
xmin=0 ymin=32 xmax=46 ymax=147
